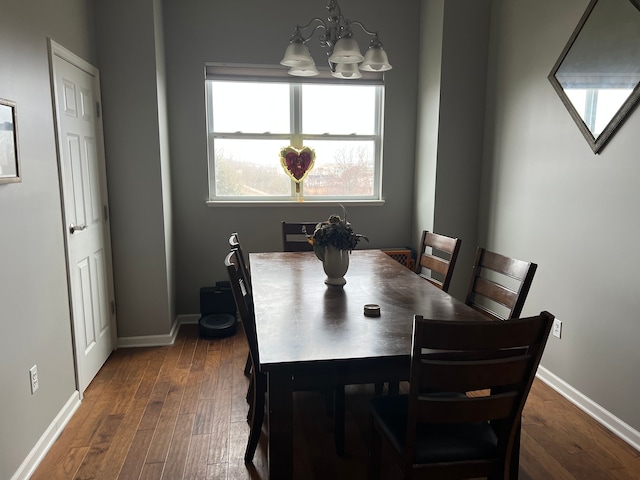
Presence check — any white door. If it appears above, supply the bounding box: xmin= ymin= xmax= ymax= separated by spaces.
xmin=50 ymin=41 xmax=116 ymax=395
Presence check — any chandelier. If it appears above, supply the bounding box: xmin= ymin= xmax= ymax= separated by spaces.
xmin=280 ymin=0 xmax=392 ymax=79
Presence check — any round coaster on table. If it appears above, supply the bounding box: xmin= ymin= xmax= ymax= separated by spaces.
xmin=364 ymin=304 xmax=381 ymax=317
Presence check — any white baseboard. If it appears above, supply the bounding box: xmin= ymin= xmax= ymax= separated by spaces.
xmin=177 ymin=313 xmax=201 ymax=325
xmin=536 ymin=366 xmax=640 ymax=451
xmin=116 ymin=320 xmax=179 ymax=348
xmin=116 ymin=315 xmax=200 ymax=348
xmin=10 ymin=314 xmax=211 ymax=480
xmin=10 ymin=391 xmax=81 ymax=480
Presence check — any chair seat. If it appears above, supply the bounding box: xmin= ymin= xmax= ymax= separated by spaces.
xmin=369 ymin=395 xmax=498 ymax=464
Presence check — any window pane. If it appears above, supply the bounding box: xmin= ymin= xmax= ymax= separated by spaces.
xmin=211 ymin=81 xmax=290 ymax=133
xmin=593 ymin=89 xmax=631 ymax=136
xmin=302 ymin=85 xmax=377 ymax=135
xmin=304 ymin=140 xmax=375 ymax=196
xmin=564 ymin=88 xmax=632 ymax=136
xmin=215 ymin=138 xmax=291 ymax=196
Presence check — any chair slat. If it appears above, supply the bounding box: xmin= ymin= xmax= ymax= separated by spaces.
xmin=472 ymin=276 xmax=518 ymax=308
xmin=479 ymin=249 xmax=532 ymax=280
xmin=415 ymin=316 xmax=549 ymax=350
xmin=464 ymin=247 xmax=537 ymax=320
xmin=415 ymin=392 xmax=518 ymax=423
xmin=419 ymin=254 xmax=450 ymax=276
xmin=424 ymin=231 xmax=459 ymax=252
xmin=414 ymin=231 xmax=462 ymax=293
xmin=418 ymin=356 xmax=531 ymax=392
xmin=281 ymin=221 xmax=318 ymax=252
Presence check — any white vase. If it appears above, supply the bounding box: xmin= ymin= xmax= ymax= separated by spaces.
xmin=322 ymin=245 xmax=349 ymax=286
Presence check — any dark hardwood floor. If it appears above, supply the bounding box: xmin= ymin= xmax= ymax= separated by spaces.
xmin=31 ymin=324 xmax=640 ymax=479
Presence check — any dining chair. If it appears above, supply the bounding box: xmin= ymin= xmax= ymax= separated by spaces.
xmin=374 ymin=231 xmax=461 ymax=397
xmin=229 ymin=232 xmax=253 ymax=377
xmin=367 ymin=311 xmax=554 ymax=479
xmin=464 ymin=247 xmax=538 ymax=321
xmin=225 ymin=250 xmax=264 ymax=462
xmin=281 ymin=221 xmax=319 ymax=252
xmin=225 ymin=250 xmax=347 ymax=461
xmin=414 ymin=230 xmax=462 ymax=293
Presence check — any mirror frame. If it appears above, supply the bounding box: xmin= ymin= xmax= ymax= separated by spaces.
xmin=548 ymin=0 xmax=640 ymax=153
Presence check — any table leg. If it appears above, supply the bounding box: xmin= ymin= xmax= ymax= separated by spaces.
xmin=267 ymin=371 xmax=294 ymax=480
xmin=509 ymin=420 xmax=521 ymax=479
xmin=334 ymin=385 xmax=345 ymax=455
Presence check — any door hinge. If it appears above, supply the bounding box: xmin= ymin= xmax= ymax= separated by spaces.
xmin=110 ymin=300 xmax=116 ymax=316
xmin=96 ymin=101 xmax=101 ymax=118
xmin=103 ymin=205 xmax=109 ymax=221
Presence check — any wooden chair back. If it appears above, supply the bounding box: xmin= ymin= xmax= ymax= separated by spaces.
xmin=225 ymin=250 xmax=258 ymax=365
xmin=399 ymin=312 xmax=554 ymax=477
xmin=228 ymin=232 xmax=251 ymax=293
xmin=226 ymin=249 xmax=269 ymax=462
xmin=281 ymin=221 xmax=318 ymax=252
xmin=414 ymin=231 xmax=462 ymax=292
xmin=465 ymin=247 xmax=537 ymax=321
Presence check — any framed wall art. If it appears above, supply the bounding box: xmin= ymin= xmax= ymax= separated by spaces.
xmin=0 ymin=98 xmax=21 ymax=184
xmin=548 ymin=0 xmax=640 ymax=153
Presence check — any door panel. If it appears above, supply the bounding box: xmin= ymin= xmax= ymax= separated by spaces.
xmin=51 ymin=42 xmax=116 ymax=394
xmin=93 ymin=249 xmax=109 ymax=334
xmin=76 ymin=256 xmax=95 ymax=351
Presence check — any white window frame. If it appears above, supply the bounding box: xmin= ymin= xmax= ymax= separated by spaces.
xmin=205 ymin=64 xmax=386 ymax=205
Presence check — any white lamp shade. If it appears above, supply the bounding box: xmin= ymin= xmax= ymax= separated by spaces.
xmin=280 ymin=41 xmax=314 ymax=67
xmin=359 ymin=45 xmax=392 ymax=72
xmin=328 ymin=37 xmax=364 ymax=64
xmin=288 ymin=61 xmax=319 ymax=77
xmin=331 ymin=63 xmax=362 ymax=79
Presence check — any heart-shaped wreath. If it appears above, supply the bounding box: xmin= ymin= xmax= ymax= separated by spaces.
xmin=279 ymin=146 xmax=316 ymax=183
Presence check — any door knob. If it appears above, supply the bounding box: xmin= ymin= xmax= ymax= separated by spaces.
xmin=69 ymin=223 xmax=87 ymax=234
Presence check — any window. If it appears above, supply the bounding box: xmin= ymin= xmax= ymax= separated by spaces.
xmin=205 ymin=65 xmax=385 ymax=203
xmin=563 ymin=88 xmax=633 ymax=137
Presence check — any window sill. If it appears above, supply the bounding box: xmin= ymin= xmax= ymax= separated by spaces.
xmin=206 ymin=199 xmax=385 ymax=207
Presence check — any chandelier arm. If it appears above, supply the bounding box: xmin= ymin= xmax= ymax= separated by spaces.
xmin=302 ymin=23 xmax=331 ymax=44
xmin=347 ymin=21 xmax=378 ymax=38
xmin=297 ymin=17 xmax=329 ymax=40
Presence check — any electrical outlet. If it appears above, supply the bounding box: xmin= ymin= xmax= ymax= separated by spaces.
xmin=552 ymin=318 xmax=562 ymax=339
xmin=29 ymin=365 xmax=39 ymax=394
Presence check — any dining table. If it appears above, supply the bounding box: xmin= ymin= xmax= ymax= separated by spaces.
xmin=249 ymin=249 xmax=490 ymax=479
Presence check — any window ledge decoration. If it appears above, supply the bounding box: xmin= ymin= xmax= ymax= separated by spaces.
xmin=279 ymin=145 xmax=316 ymax=197
xmin=548 ymin=0 xmax=640 ymax=153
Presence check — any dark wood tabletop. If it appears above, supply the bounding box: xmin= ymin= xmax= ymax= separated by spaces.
xmin=251 ymin=250 xmax=488 ymax=366
xmin=249 ymin=249 xmax=489 ymax=479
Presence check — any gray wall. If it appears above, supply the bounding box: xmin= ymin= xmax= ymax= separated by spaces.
xmin=417 ymin=0 xmax=640 ymax=439
xmin=161 ymin=0 xmax=421 ymax=314
xmin=413 ymin=0 xmax=443 ymax=264
xmin=93 ymin=0 xmax=422 ymax=327
xmin=414 ymin=0 xmax=490 ymax=299
xmin=481 ymin=0 xmax=640 ymax=431
xmin=94 ymin=0 xmax=175 ymax=338
xmin=0 ymin=2 xmax=96 ymax=478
